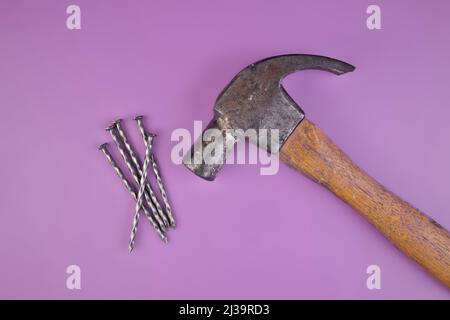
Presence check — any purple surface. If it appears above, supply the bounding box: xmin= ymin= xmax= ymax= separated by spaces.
xmin=0 ymin=0 xmax=449 ymax=299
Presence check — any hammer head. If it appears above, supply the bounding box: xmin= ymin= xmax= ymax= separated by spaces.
xmin=183 ymin=54 xmax=355 ymax=180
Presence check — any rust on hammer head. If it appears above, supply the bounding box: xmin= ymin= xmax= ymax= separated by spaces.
xmin=183 ymin=54 xmax=355 ymax=180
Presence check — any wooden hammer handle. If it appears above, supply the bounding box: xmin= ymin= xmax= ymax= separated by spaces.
xmin=280 ymin=119 xmax=450 ymax=287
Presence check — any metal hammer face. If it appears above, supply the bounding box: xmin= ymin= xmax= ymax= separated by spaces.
xmin=183 ymin=54 xmax=355 ymax=180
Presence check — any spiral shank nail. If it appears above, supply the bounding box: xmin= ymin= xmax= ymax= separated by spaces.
xmin=145 ymin=170 xmax=169 ymax=227
xmin=107 ymin=127 xmax=166 ymax=231
xmin=129 ymin=136 xmax=153 ymax=252
xmin=99 ymin=144 xmax=167 ymax=243
xmin=134 ymin=116 xmax=171 ymax=227
xmin=115 ymin=120 xmax=142 ymax=176
xmin=100 ymin=144 xmax=134 ymax=194
xmin=150 ymin=154 xmax=176 ymax=227
xmin=134 ymin=115 xmax=146 ymax=138
xmin=108 ymin=127 xmax=140 ymax=181
xmin=113 ymin=122 xmax=169 ymax=228
xmin=142 ymin=185 xmax=166 ymax=230
xmin=128 ymin=211 xmax=140 ymax=252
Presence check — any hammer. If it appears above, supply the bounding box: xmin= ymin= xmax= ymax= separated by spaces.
xmin=183 ymin=54 xmax=450 ymax=287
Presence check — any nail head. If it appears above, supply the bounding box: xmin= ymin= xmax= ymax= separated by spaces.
xmin=98 ymin=143 xmax=108 ymax=150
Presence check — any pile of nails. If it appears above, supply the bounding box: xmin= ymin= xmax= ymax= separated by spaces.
xmin=99 ymin=116 xmax=175 ymax=252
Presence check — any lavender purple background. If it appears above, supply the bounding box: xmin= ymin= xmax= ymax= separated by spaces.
xmin=0 ymin=0 xmax=449 ymax=299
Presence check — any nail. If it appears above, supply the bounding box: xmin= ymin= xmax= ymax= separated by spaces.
xmin=98 ymin=143 xmax=167 ymax=243
xmin=135 ymin=116 xmax=176 ymax=228
xmin=114 ymin=119 xmax=170 ymax=228
xmin=106 ymin=124 xmax=167 ymax=232
xmin=129 ymin=135 xmax=154 ymax=252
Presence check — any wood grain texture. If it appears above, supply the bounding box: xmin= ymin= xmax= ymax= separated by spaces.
xmin=280 ymin=119 xmax=450 ymax=287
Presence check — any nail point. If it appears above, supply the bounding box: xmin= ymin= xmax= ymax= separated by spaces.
xmin=134 ymin=115 xmax=144 ymax=121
